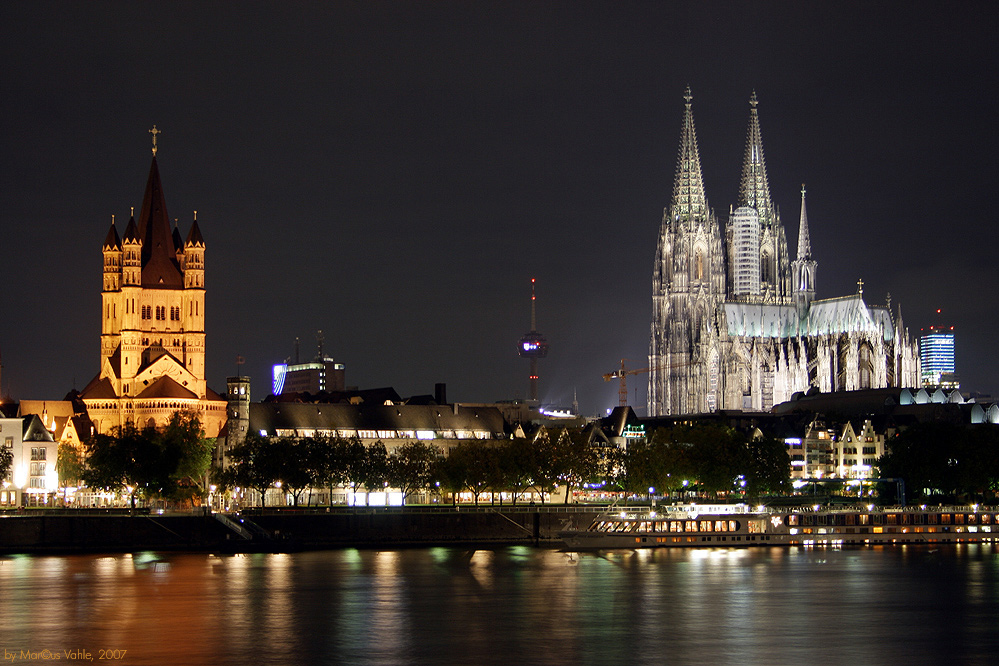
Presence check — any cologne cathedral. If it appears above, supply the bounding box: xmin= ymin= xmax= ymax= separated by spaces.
xmin=648 ymin=90 xmax=919 ymax=416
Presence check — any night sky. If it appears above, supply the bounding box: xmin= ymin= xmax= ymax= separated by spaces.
xmin=2 ymin=2 xmax=996 ymax=416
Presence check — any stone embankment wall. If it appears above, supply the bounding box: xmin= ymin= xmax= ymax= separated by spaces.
xmin=0 ymin=508 xmax=600 ymax=553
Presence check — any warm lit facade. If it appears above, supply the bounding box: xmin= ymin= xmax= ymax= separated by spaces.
xmin=649 ymin=90 xmax=920 ymax=416
xmin=80 ymin=145 xmax=226 ymax=436
xmin=0 ymin=415 xmax=58 ymax=507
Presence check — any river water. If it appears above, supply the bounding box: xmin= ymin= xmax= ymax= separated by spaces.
xmin=1 ymin=545 xmax=996 ymax=665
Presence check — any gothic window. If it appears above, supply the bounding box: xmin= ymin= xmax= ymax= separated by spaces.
xmin=761 ymin=363 xmax=774 ymax=410
xmin=761 ymin=250 xmax=773 ymax=285
xmin=695 ymin=250 xmax=704 ymax=281
xmin=707 ymin=352 xmax=719 ymax=412
xmin=859 ymin=343 xmax=874 ymax=389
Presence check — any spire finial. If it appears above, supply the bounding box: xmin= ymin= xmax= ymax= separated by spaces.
xmin=801 ymin=183 xmax=806 ymax=198
xmin=149 ymin=125 xmax=161 ymax=156
xmin=111 ymin=214 xmax=115 ymax=225
xmin=130 ymin=206 xmax=134 ymax=217
xmin=193 ymin=210 xmax=197 ymax=221
xmin=683 ymin=86 xmax=692 ymax=107
xmin=857 ymin=278 xmax=864 ymax=295
xmin=750 ymin=90 xmax=758 ymax=109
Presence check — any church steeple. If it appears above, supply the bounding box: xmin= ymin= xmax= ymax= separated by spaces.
xmin=136 ymin=147 xmax=183 ymax=288
xmin=796 ymin=184 xmax=812 ymax=260
xmin=737 ymin=91 xmax=776 ymax=228
xmin=670 ymin=86 xmax=709 ymax=224
xmin=792 ymin=184 xmax=817 ymax=316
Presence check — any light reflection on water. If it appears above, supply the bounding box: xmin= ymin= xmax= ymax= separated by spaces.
xmin=1 ymin=545 xmax=997 ymax=665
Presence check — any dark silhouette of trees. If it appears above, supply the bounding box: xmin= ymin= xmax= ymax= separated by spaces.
xmin=388 ymin=440 xmax=441 ymax=504
xmin=81 ymin=411 xmax=214 ymax=509
xmin=878 ymin=423 xmax=999 ymax=502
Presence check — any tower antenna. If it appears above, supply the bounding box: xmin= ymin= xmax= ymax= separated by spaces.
xmin=518 ymin=278 xmax=549 ymax=403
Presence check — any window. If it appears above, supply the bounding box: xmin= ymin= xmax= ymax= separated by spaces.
xmin=30 ymin=462 xmax=46 ymax=476
xmin=155 ymin=306 xmax=166 ymax=320
xmin=31 ymin=447 xmax=47 ymax=461
xmin=142 ymin=305 xmax=151 ymax=319
xmin=170 ymin=306 xmax=180 ymax=320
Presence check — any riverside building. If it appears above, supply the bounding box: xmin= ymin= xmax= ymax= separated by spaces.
xmin=79 ymin=131 xmax=226 ymax=436
xmin=649 ymin=89 xmax=920 ymax=416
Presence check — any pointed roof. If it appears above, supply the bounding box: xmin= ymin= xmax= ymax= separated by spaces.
xmin=796 ymin=184 xmax=812 ymax=260
xmin=184 ymin=214 xmax=204 ymax=247
xmin=670 ymin=86 xmax=709 ymax=224
xmin=103 ymin=219 xmax=121 ymax=250
xmin=122 ymin=214 xmax=140 ymax=244
xmin=737 ymin=91 xmax=776 ymax=228
xmin=135 ymin=376 xmax=199 ymax=400
xmin=172 ymin=223 xmax=183 ymax=252
xmin=136 ymin=157 xmax=183 ymax=288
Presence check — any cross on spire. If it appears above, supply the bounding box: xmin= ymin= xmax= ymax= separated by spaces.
xmin=857 ymin=278 xmax=864 ymax=295
xmin=149 ymin=125 xmax=161 ymax=156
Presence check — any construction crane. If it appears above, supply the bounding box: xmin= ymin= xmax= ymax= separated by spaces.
xmin=603 ymin=358 xmax=691 ymax=408
xmin=603 ymin=359 xmax=649 ymax=408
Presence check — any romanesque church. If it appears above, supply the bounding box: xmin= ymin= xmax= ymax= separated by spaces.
xmin=648 ymin=90 xmax=920 ymax=416
xmin=79 ymin=137 xmax=227 ymax=435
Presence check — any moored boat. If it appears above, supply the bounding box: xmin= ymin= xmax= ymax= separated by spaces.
xmin=559 ymin=503 xmax=999 ymax=549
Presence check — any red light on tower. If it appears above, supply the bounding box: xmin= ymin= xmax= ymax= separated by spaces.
xmin=518 ymin=278 xmax=549 ymax=403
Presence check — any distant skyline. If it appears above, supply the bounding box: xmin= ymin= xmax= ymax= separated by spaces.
xmin=2 ymin=2 xmax=996 ymax=415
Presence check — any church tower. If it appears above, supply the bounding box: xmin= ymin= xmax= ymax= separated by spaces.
xmin=81 ymin=128 xmax=226 ymax=436
xmin=792 ymin=185 xmax=818 ymax=317
xmin=649 ymin=88 xmax=726 ymax=416
xmin=731 ymin=93 xmax=791 ymax=304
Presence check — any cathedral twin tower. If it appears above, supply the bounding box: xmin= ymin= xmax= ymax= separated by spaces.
xmin=648 ymin=89 xmax=918 ymax=416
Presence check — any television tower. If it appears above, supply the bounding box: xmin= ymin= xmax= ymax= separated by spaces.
xmin=518 ymin=278 xmax=549 ymax=402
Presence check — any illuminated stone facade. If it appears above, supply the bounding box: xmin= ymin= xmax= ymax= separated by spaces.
xmin=80 ymin=152 xmax=226 ymax=435
xmin=649 ymin=90 xmax=920 ymax=416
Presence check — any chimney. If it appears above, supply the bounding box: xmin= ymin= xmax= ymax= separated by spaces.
xmin=435 ymin=382 xmax=447 ymax=405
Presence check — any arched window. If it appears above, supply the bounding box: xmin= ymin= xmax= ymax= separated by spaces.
xmin=761 ymin=250 xmax=773 ymax=285
xmin=859 ymin=343 xmax=874 ymax=389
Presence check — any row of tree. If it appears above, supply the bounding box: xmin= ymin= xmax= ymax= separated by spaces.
xmin=215 ymin=431 xmax=602 ymax=506
xmin=76 ymin=412 xmax=214 ymax=508
xmin=878 ymin=423 xmax=999 ymax=502
xmin=613 ymin=425 xmax=791 ymax=498
xmin=215 ymin=423 xmax=792 ymax=506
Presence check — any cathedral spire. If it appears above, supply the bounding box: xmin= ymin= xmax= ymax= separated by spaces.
xmin=670 ymin=86 xmax=709 ymax=224
xmin=792 ymin=183 xmax=817 ymax=315
xmin=737 ymin=91 xmax=775 ymax=227
xmin=796 ymin=184 xmax=812 ymax=259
